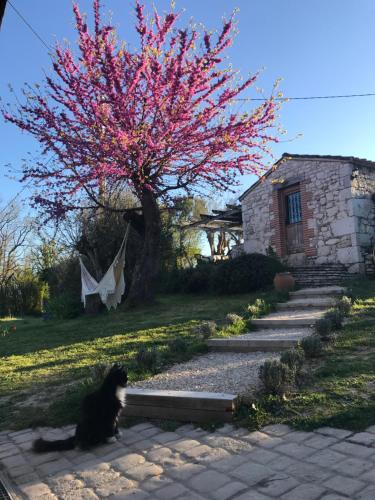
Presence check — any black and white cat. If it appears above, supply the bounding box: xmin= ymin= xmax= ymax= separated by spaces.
xmin=33 ymin=364 xmax=127 ymax=452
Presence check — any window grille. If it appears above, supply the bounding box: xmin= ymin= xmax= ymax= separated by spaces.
xmin=286 ymin=191 xmax=302 ymax=224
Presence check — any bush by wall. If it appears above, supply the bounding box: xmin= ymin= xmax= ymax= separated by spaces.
xmin=301 ymin=336 xmax=323 ymax=358
xmin=159 ymin=253 xmax=285 ymax=295
xmin=259 ymin=360 xmax=293 ymax=396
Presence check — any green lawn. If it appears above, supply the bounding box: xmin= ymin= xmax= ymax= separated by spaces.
xmin=0 ymin=292 xmax=272 ymax=430
xmin=3 ymin=281 xmax=373 ymax=433
xmin=237 ymin=279 xmax=375 ymax=432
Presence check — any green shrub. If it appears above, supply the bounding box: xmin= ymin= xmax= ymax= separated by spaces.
xmin=259 ymin=360 xmax=293 ymax=396
xmin=315 ymin=318 xmax=333 ymax=340
xmin=337 ymin=295 xmax=352 ymax=315
xmin=135 ymin=346 xmax=159 ymax=372
xmin=193 ymin=320 xmax=217 ymax=339
xmin=247 ymin=298 xmax=272 ymax=318
xmin=301 ymin=336 xmax=323 ymax=358
xmin=280 ymin=349 xmax=305 ymax=374
xmin=169 ymin=337 xmax=189 ymax=354
xmin=90 ymin=363 xmax=111 ymax=382
xmin=325 ymin=309 xmax=343 ymax=330
xmin=159 ymin=253 xmax=285 ymax=295
xmin=222 ymin=313 xmax=246 ymax=335
xmin=185 ymin=264 xmax=213 ymax=293
xmin=0 ymin=275 xmax=42 ymax=317
xmin=47 ymin=292 xmax=83 ymax=319
xmin=211 ymin=254 xmax=285 ymax=295
xmin=225 ymin=313 xmax=243 ymax=325
xmin=46 ymin=256 xmax=82 ymax=316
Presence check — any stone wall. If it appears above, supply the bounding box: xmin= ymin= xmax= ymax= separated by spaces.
xmin=352 ymin=166 xmax=375 ymax=248
xmin=241 ymin=157 xmax=375 ymax=273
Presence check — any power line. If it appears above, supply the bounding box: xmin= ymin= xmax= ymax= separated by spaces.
xmin=6 ymin=0 xmax=375 ymax=105
xmin=7 ymin=0 xmax=50 ymax=51
xmin=235 ymin=93 xmax=375 ymax=102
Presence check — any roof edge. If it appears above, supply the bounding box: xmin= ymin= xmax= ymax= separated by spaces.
xmin=239 ymin=153 xmax=375 ymax=201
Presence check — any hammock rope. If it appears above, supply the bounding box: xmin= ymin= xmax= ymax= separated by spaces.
xmin=79 ymin=224 xmax=130 ymax=310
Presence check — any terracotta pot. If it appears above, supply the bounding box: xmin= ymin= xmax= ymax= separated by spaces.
xmin=273 ymin=272 xmax=295 ymax=292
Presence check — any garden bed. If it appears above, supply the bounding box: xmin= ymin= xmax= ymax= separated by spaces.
xmin=130 ymin=352 xmax=279 ymax=395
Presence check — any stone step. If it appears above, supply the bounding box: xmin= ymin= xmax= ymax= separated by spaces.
xmin=294 ymin=282 xmax=345 ymax=288
xmin=251 ymin=308 xmax=327 ymax=328
xmin=207 ymin=338 xmax=296 ymax=352
xmin=276 ymin=297 xmax=336 ymax=310
xmin=208 ymin=328 xmax=311 ymax=352
xmin=293 ymin=274 xmax=348 ymax=278
xmin=291 ymin=265 xmax=347 ymax=271
xmin=293 ymin=275 xmax=348 ymax=280
xmin=290 ymin=286 xmax=346 ymax=298
xmin=123 ymin=388 xmax=238 ymax=423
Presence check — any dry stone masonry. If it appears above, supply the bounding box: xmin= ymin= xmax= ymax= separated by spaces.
xmin=241 ymin=154 xmax=375 ymax=274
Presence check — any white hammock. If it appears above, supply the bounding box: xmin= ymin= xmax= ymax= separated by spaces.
xmin=79 ymin=224 xmax=130 ymax=310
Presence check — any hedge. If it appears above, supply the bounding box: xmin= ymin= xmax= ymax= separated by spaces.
xmin=159 ymin=253 xmax=285 ymax=295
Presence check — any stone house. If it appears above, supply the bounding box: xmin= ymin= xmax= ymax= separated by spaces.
xmin=240 ymin=153 xmax=375 ymax=275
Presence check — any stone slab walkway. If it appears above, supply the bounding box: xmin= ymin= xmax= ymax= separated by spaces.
xmin=1 ymin=422 xmax=375 ymax=499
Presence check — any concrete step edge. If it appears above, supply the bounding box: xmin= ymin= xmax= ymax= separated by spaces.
xmin=276 ymin=301 xmax=335 ymax=309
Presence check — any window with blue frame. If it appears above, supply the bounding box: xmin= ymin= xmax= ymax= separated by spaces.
xmin=286 ymin=191 xmax=302 ymax=224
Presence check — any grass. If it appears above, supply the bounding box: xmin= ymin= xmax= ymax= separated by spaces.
xmin=236 ymin=278 xmax=375 ymax=432
xmin=0 ymin=291 xmax=272 ymax=430
xmin=213 ymin=289 xmax=289 ymax=337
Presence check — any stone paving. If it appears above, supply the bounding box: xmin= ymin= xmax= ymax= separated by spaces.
xmin=1 ymin=422 xmax=375 ymax=499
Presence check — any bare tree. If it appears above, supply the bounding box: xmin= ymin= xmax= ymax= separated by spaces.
xmin=0 ymin=201 xmax=34 ymax=285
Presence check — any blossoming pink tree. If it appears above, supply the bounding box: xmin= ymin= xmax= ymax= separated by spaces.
xmin=3 ymin=0 xmax=280 ymax=304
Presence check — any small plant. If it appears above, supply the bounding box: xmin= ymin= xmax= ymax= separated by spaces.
xmin=225 ymin=313 xmax=243 ymax=326
xmin=194 ymin=320 xmax=217 ymax=339
xmin=337 ymin=295 xmax=352 ymax=316
xmin=248 ymin=298 xmax=272 ymax=319
xmin=222 ymin=313 xmax=246 ymax=335
xmin=259 ymin=360 xmax=293 ymax=396
xmin=135 ymin=346 xmax=159 ymax=372
xmin=266 ymin=245 xmax=278 ymax=259
xmin=90 ymin=363 xmax=111 ymax=382
xmin=280 ymin=348 xmax=305 ymax=375
xmin=0 ymin=327 xmax=8 ymax=337
xmin=301 ymin=335 xmax=323 ymax=358
xmin=325 ymin=309 xmax=343 ymax=330
xmin=0 ymin=325 xmax=16 ymax=337
xmin=169 ymin=337 xmax=188 ymax=354
xmin=315 ymin=318 xmax=333 ymax=340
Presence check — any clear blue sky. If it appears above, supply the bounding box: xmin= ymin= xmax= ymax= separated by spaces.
xmin=1 ymin=0 xmax=375 ymax=205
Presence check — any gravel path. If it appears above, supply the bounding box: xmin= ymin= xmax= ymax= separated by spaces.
xmin=130 ymin=352 xmax=279 ymax=395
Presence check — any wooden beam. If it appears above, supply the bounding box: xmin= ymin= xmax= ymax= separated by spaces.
xmin=123 ymin=388 xmax=238 ymax=423
xmin=123 ymin=405 xmax=234 ymax=422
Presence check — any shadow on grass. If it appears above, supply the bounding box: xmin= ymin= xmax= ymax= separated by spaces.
xmin=0 ymin=294 xmax=257 ymax=358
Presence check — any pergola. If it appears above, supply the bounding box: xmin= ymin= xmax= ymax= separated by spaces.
xmin=186 ymin=204 xmax=243 ymax=238
xmin=183 ymin=204 xmax=243 ymax=260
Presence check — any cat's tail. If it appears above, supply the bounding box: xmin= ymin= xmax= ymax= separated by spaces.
xmin=32 ymin=436 xmax=76 ymax=453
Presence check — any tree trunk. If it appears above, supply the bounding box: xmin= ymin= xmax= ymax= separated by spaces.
xmin=0 ymin=1 xmax=7 ymax=29
xmin=126 ymin=189 xmax=161 ymax=306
